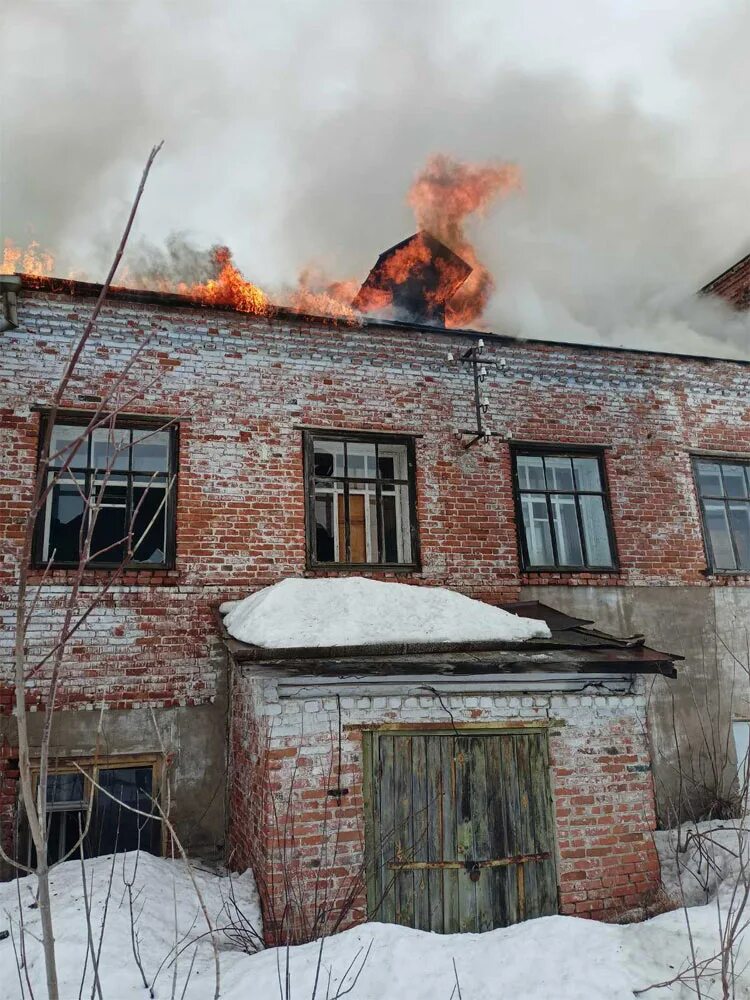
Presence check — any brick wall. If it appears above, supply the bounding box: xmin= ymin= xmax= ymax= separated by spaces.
xmin=228 ymin=676 xmax=660 ymax=940
xmin=2 ymin=280 xmax=749 ymax=875
xmin=702 ymin=253 xmax=750 ymax=310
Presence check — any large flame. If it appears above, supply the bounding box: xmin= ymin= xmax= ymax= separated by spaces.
xmin=175 ymin=246 xmax=270 ymax=314
xmin=407 ymin=154 xmax=521 ymax=327
xmin=1 ymin=239 xmax=55 ymax=277
xmin=3 ymin=154 xmax=519 ymax=328
xmin=287 ymin=266 xmax=359 ymax=320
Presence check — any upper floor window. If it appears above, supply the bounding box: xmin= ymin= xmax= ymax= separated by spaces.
xmin=512 ymin=448 xmax=616 ymax=571
xmin=34 ymin=416 xmax=177 ymax=569
xmin=304 ymin=431 xmax=419 ymax=568
xmin=694 ymin=458 xmax=750 ymax=572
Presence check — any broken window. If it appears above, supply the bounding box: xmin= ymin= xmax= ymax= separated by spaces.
xmin=30 ymin=761 xmax=162 ymax=865
xmin=34 ymin=416 xmax=176 ymax=569
xmin=513 ymin=448 xmax=616 ymax=571
xmin=304 ymin=431 xmax=419 ymax=567
xmin=694 ymin=458 xmax=750 ymax=572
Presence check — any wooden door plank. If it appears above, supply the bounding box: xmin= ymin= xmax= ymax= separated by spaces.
xmin=393 ymin=735 xmax=415 ymax=927
xmin=485 ymin=735 xmax=511 ymax=928
xmin=469 ymin=737 xmax=494 ymax=932
xmin=455 ymin=737 xmax=477 ymax=933
xmin=528 ymin=733 xmax=559 ymax=916
xmin=440 ymin=735 xmax=460 ymax=934
xmin=499 ymin=735 xmax=522 ymax=924
xmin=377 ymin=734 xmax=397 ymax=924
xmin=361 ymin=733 xmax=378 ymax=920
xmin=514 ymin=735 xmax=538 ymax=920
xmin=425 ymin=735 xmax=445 ymax=933
xmin=411 ymin=733 xmax=431 ymax=930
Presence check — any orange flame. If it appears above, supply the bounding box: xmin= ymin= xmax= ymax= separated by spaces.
xmin=407 ymin=154 xmax=521 ymax=327
xmin=287 ymin=266 xmax=359 ymax=320
xmin=3 ymin=153 xmax=519 ymax=328
xmin=176 ymin=246 xmax=270 ymax=314
xmin=1 ymin=239 xmax=56 ymax=277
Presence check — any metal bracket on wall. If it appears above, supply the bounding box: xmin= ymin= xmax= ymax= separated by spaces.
xmin=447 ymin=339 xmax=505 ymax=449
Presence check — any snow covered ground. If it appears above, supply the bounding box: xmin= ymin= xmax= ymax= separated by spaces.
xmin=220 ymin=577 xmax=551 ymax=648
xmin=655 ymin=817 xmax=750 ymax=906
xmin=3 ymin=844 xmax=750 ymax=999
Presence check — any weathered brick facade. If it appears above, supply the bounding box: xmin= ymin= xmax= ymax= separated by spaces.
xmin=228 ymin=677 xmax=660 ymax=937
xmin=2 ymin=275 xmax=750 ymax=927
xmin=702 ymin=252 xmax=750 ymax=310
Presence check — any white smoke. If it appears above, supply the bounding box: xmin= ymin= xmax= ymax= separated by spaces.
xmin=2 ymin=0 xmax=749 ymax=357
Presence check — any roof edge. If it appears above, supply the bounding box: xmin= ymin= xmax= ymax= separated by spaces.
xmin=701 ymin=251 xmax=750 ymax=295
xmin=15 ymin=273 xmax=750 ymax=368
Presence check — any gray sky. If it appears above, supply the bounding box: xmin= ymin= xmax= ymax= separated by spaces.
xmin=2 ymin=0 xmax=750 ymax=356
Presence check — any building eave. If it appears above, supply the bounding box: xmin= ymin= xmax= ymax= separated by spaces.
xmin=15 ymin=273 xmax=750 ymax=367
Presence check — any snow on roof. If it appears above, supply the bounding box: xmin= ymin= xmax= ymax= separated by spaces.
xmin=219 ymin=577 xmax=551 ymax=649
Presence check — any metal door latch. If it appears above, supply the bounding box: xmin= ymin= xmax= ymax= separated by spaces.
xmin=465 ymin=860 xmax=481 ymax=882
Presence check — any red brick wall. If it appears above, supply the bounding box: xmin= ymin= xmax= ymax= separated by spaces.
xmin=227 ymin=679 xmax=660 ymax=940
xmin=4 ymin=286 xmax=750 ymax=674
xmin=1 ymin=281 xmax=746 ymax=885
xmin=702 ymin=253 xmax=750 ymax=310
xmin=551 ymin=715 xmax=660 ymax=918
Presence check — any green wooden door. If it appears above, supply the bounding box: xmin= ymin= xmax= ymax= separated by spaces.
xmin=364 ymin=730 xmax=558 ymax=933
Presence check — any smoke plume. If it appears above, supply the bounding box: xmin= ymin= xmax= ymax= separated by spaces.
xmin=2 ymin=0 xmax=750 ymax=357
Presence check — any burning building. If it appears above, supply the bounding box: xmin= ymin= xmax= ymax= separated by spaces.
xmin=352 ymin=230 xmax=473 ymax=326
xmin=1 ymin=219 xmax=750 ymax=941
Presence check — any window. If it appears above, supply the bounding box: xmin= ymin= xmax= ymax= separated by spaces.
xmin=30 ymin=761 xmax=161 ymax=865
xmin=304 ymin=431 xmax=418 ymax=567
xmin=512 ymin=448 xmax=616 ymax=571
xmin=694 ymin=458 xmax=750 ymax=572
xmin=34 ymin=417 xmax=177 ymax=568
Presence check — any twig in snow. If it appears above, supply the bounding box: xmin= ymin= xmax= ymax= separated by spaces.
xmin=451 ymin=957 xmax=463 ymax=1000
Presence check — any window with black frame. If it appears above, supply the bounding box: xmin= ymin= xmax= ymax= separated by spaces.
xmin=305 ymin=432 xmax=418 ymax=567
xmin=693 ymin=458 xmax=750 ymax=572
xmin=35 ymin=418 xmax=176 ymax=568
xmin=513 ymin=449 xmax=616 ymax=570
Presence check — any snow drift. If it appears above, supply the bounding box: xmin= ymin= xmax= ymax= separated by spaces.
xmin=2 ymin=848 xmax=750 ymax=1000
xmin=220 ymin=576 xmax=551 ymax=648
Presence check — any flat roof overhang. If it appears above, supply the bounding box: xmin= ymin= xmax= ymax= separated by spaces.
xmin=216 ymin=602 xmax=680 ymax=681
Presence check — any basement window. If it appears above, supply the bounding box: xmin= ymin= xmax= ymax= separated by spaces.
xmin=29 ymin=761 xmax=162 ymax=865
xmin=694 ymin=459 xmax=750 ymax=572
xmin=304 ymin=431 xmax=419 ymax=568
xmin=33 ymin=416 xmax=177 ymax=569
xmin=512 ymin=447 xmax=617 ymax=571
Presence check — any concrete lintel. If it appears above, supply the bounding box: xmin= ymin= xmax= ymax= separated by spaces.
xmin=274 ymin=671 xmax=633 ymax=699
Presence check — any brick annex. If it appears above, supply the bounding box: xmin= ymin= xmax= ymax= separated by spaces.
xmin=1 ymin=261 xmax=750 ymax=939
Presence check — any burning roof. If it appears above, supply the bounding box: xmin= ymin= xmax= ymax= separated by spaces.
xmin=1 ymin=153 xmax=522 ymax=329
xmin=351 ymin=230 xmax=472 ymax=326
